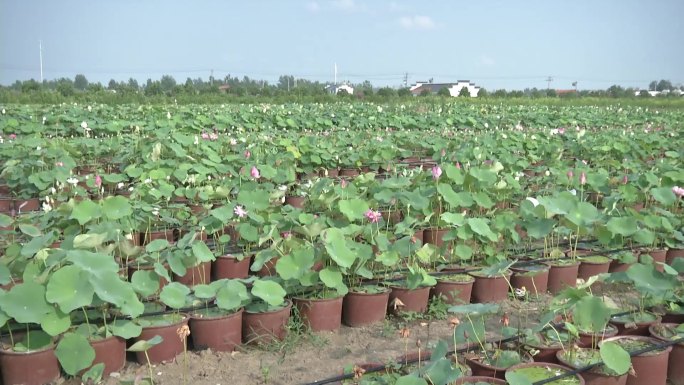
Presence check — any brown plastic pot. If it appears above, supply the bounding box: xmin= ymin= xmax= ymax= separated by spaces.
xmin=661 ymin=310 xmax=684 ymax=324
xmin=576 ymin=324 xmax=619 ymax=348
xmin=666 ymin=248 xmax=684 ymax=265
xmin=189 ymin=309 xmax=243 ymax=352
xmin=452 ymin=376 xmax=507 ymax=385
xmin=0 ymin=198 xmax=12 ymax=214
xmin=649 ymin=323 xmax=684 ymax=385
xmin=423 ymin=228 xmax=450 ymax=248
xmin=14 ymin=198 xmax=40 ymax=213
xmin=388 ymin=286 xmax=431 ymax=313
xmin=242 ymin=300 xmax=292 ymax=345
xmin=601 ymin=336 xmax=672 ymax=385
xmin=642 ymin=249 xmax=667 ymax=272
xmin=469 ymin=272 xmax=512 ymax=303
xmin=610 ymin=313 xmax=661 ymax=336
xmin=0 ymin=345 xmax=61 ymax=385
xmin=431 ymin=277 xmax=474 ymax=305
xmin=294 ymin=296 xmax=343 ymax=332
xmin=507 ymin=362 xmax=585 ymax=385
xmin=546 ymin=261 xmax=580 ymax=294
xmin=284 ymin=195 xmax=306 ymax=209
xmin=90 ymin=335 xmax=126 ymax=376
xmin=257 ymin=257 xmax=279 ymax=277
xmin=213 ymin=253 xmax=251 ymax=279
xmin=510 ymin=264 xmax=549 ymax=295
xmin=135 ymin=315 xmax=188 ymax=364
xmin=141 ymin=229 xmax=176 ymax=245
xmin=339 ymin=168 xmax=360 ymax=177
xmin=578 ymin=257 xmax=611 ymax=280
xmin=128 ymin=262 xmax=169 ymax=294
xmin=173 ymin=261 xmax=211 ymax=286
xmin=524 ymin=340 xmax=562 ymax=363
xmin=608 ymin=260 xmax=633 ymax=273
xmin=465 ymin=351 xmax=532 ymax=379
xmin=342 ymin=289 xmax=390 ymax=327
xmin=556 ymin=349 xmax=627 ymax=385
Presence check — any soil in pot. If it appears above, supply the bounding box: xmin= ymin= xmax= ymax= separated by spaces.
xmin=648 ymin=323 xmax=684 ymax=385
xmin=506 ymin=362 xmax=585 ymax=385
xmin=465 ymin=349 xmax=532 ymax=379
xmin=388 ymin=285 xmax=431 ymax=314
xmin=432 ymin=274 xmax=475 ymax=305
xmin=578 ymin=256 xmax=612 ymax=281
xmin=0 ymin=332 xmax=60 ymax=385
xmin=511 ymin=264 xmax=549 ymax=295
xmin=556 ymin=348 xmax=627 ymax=385
xmin=610 ymin=312 xmax=661 ymax=336
xmin=294 ymin=294 xmax=343 ymax=332
xmin=189 ymin=307 xmax=243 ymax=352
xmin=601 ymin=335 xmax=672 ymax=385
xmin=242 ymin=300 xmax=292 ymax=345
xmin=213 ymin=253 xmax=251 ymax=279
xmin=342 ymin=286 xmax=390 ymax=327
xmin=173 ymin=261 xmax=211 ymax=286
xmin=135 ymin=313 xmax=188 ymax=364
xmin=469 ymin=270 xmax=512 ymax=303
xmin=546 ymin=260 xmax=580 ymax=294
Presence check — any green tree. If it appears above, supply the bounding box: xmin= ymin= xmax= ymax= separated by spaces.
xmin=546 ymin=89 xmax=557 ymax=97
xmin=437 ymin=87 xmax=451 ymax=97
xmin=478 ymin=88 xmax=488 ymax=97
xmin=159 ymin=75 xmax=177 ymax=93
xmin=397 ymin=88 xmax=411 ymax=97
xmin=74 ymin=74 xmax=88 ymax=90
xmin=458 ymin=87 xmax=470 ymax=97
xmin=656 ymin=79 xmax=673 ymax=91
xmin=127 ymin=78 xmax=139 ymax=90
xmin=56 ymin=79 xmax=74 ymax=96
xmin=649 ymin=80 xmax=657 ymax=91
xmin=376 ymin=87 xmax=396 ymax=97
xmin=107 ymin=79 xmax=117 ymax=90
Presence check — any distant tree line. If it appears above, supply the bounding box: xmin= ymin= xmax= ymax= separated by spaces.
xmin=1 ymin=74 xmax=682 ymax=103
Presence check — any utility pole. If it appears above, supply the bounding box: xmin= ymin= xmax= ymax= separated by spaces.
xmin=210 ymin=69 xmax=214 ymax=86
xmin=546 ymin=76 xmax=553 ymax=90
xmin=39 ymin=40 xmax=43 ymax=83
xmin=287 ymin=77 xmax=290 ymax=92
xmin=403 ymin=72 xmax=408 ymax=88
xmin=334 ymin=62 xmax=337 ymax=85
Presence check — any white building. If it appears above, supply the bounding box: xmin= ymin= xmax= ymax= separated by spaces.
xmin=325 ymin=83 xmax=354 ymax=95
xmin=409 ymin=80 xmax=480 ymax=97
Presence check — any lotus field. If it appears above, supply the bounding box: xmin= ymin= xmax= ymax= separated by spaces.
xmin=0 ymin=102 xmax=683 ymax=385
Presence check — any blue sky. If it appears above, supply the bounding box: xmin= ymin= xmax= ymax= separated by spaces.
xmin=1 ymin=0 xmax=683 ymax=90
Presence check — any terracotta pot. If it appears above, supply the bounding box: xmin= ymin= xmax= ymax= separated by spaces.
xmin=90 ymin=335 xmax=126 ymax=376
xmin=666 ymin=248 xmax=684 ymax=265
xmin=339 ymin=168 xmax=359 ymax=177
xmin=257 ymin=257 xmax=279 ymax=277
xmin=319 ymin=168 xmax=339 ymax=177
xmin=127 ymin=262 xmax=169 ymax=294
xmin=578 ymin=257 xmax=612 ymax=280
xmin=432 ymin=277 xmax=474 ymax=305
xmin=546 ymin=261 xmax=580 ymax=294
xmin=342 ymin=289 xmax=390 ymax=327
xmin=524 ymin=340 xmax=562 ymax=363
xmin=189 ymin=309 xmax=243 ymax=352
xmin=413 ymin=229 xmax=425 ymax=244
xmin=284 ymin=195 xmax=306 ymax=209
xmin=610 ymin=313 xmax=662 ymax=336
xmin=423 ymin=228 xmax=450 ymax=248
xmin=469 ymin=272 xmax=512 ymax=303
xmin=213 ymin=254 xmax=251 ymax=279
xmin=601 ymin=336 xmax=672 ymax=385
xmin=644 ymin=249 xmax=667 ymax=272
xmin=135 ymin=316 xmax=188 ymax=364
xmin=507 ymin=362 xmax=585 ymax=385
xmin=452 ymin=376 xmax=507 ymax=385
xmin=388 ymin=286 xmax=431 ymax=313
xmin=294 ymin=296 xmax=343 ymax=332
xmin=649 ymin=323 xmax=684 ymax=385
xmin=510 ymin=264 xmax=549 ymax=295
xmin=14 ymin=198 xmax=40 ymax=213
xmin=0 ymin=198 xmax=12 ymax=214
xmin=173 ymin=261 xmax=211 ymax=286
xmin=465 ymin=351 xmax=532 ymax=379
xmin=556 ymin=349 xmax=627 ymax=385
xmin=0 ymin=345 xmax=61 ymax=385
xmin=661 ymin=309 xmax=684 ymax=324
xmin=576 ymin=324 xmax=619 ymax=348
xmin=242 ymin=300 xmax=292 ymax=345
xmin=141 ymin=229 xmax=175 ymax=245
xmin=608 ymin=260 xmax=633 ymax=273
xmin=381 ymin=209 xmax=403 ymax=226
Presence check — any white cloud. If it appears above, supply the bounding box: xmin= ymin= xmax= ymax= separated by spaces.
xmin=481 ymin=55 xmax=496 ymax=67
xmin=306 ymin=1 xmax=321 ymax=12
xmin=331 ymin=0 xmax=365 ymax=12
xmin=388 ymin=1 xmax=408 ymax=12
xmin=398 ymin=15 xmax=436 ymax=30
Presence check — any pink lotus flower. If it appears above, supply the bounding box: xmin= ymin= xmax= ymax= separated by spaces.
xmin=250 ymin=166 xmax=260 ymax=179
xmin=8 ymin=134 xmax=16 ymax=140
xmin=95 ymin=175 xmax=102 ymax=187
xmin=234 ymin=205 xmax=248 ymax=218
xmin=364 ymin=209 xmax=382 ymax=223
xmin=340 ymin=179 xmax=348 ymax=189
xmin=209 ymin=133 xmax=218 ymax=140
xmin=244 ymin=150 xmax=251 ymax=159
xmin=558 ymin=127 xmax=565 ymax=135
xmin=201 ymin=132 xmax=209 ymax=140
xmin=431 ymin=165 xmax=442 ymax=180
xmin=440 ymin=148 xmax=446 ymax=157
xmin=580 ymin=172 xmax=587 ymax=185
xmin=281 ymin=231 xmax=292 ymax=239
xmin=567 ymin=170 xmax=574 ymax=180
xmin=622 ymin=175 xmax=629 ymax=185
xmin=456 ymin=162 xmax=461 ymax=169
xmin=55 ymin=162 xmax=64 ymax=167
xmin=672 ymin=186 xmax=684 ymax=198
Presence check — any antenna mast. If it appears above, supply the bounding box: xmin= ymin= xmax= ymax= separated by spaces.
xmin=39 ymin=40 xmax=43 ymax=82
xmin=334 ymin=62 xmax=337 ymax=85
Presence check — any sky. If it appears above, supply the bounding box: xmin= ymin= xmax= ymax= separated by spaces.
xmin=1 ymin=0 xmax=683 ymax=90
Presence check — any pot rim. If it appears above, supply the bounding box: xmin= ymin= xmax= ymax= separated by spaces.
xmin=293 ymin=295 xmax=344 ymax=303
xmin=599 ymin=335 xmax=673 ymax=355
xmin=0 ymin=342 xmax=56 ymax=355
xmin=244 ymin=299 xmax=292 ymax=315
xmin=190 ymin=307 xmax=244 ymax=320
